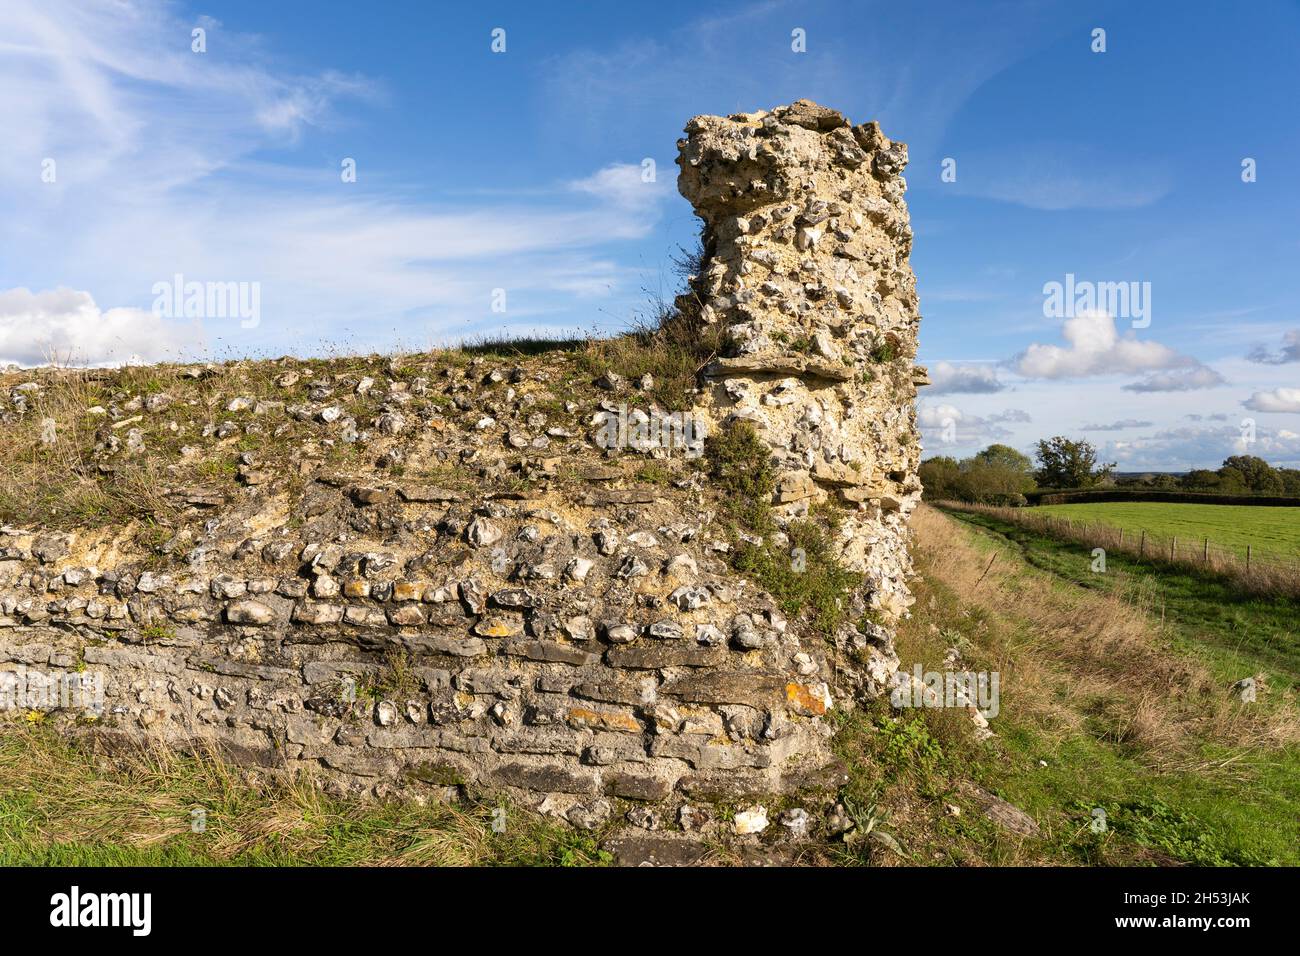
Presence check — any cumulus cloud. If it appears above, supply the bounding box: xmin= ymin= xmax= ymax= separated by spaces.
xmin=917 ymin=403 xmax=1016 ymax=448
xmin=927 ymin=361 xmax=1004 ymax=394
xmin=1107 ymin=423 xmax=1300 ymax=470
xmin=1247 ymin=329 xmax=1300 ymax=365
xmin=1013 ymin=310 xmax=1192 ymax=379
xmin=1081 ymin=419 xmax=1154 ymax=431
xmin=1123 ymin=366 xmax=1226 ymax=392
xmin=0 ymin=287 xmax=200 ymax=367
xmin=1243 ymin=387 xmax=1300 ymax=413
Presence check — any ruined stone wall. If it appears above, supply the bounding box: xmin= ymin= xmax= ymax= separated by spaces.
xmin=0 ymin=102 xmax=923 ymax=835
xmin=679 ymin=99 xmax=926 ymax=688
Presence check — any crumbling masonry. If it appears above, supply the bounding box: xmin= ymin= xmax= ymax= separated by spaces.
xmin=0 ymin=101 xmax=924 ymax=836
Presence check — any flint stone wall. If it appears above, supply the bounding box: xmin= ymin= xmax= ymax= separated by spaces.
xmin=679 ymin=99 xmax=925 ymax=650
xmin=0 ymin=101 xmax=923 ymax=827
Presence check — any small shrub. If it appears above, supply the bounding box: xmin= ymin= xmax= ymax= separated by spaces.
xmin=704 ymin=420 xmax=774 ymax=531
xmin=731 ymin=517 xmax=858 ymax=636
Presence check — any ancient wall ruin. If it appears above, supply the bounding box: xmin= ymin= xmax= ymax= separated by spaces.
xmin=0 ymin=101 xmax=923 ymax=837
xmin=680 ymin=99 xmax=926 ymax=687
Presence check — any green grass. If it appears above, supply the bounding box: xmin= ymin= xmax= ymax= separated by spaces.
xmin=703 ymin=420 xmax=862 ymax=637
xmin=704 ymin=419 xmax=776 ymax=530
xmin=1035 ymin=500 xmax=1300 ymax=566
xmin=731 ymin=518 xmax=861 ymax=636
xmin=948 ymin=508 xmax=1300 ymax=688
xmin=856 ymin=505 xmax=1300 ymax=867
xmin=925 ymin=515 xmax=1300 ymax=868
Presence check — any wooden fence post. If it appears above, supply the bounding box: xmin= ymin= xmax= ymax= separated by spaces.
xmin=1247 ymin=544 xmax=1252 ymax=572
xmin=1171 ymin=536 xmax=1177 ymax=561
xmin=1203 ymin=538 xmax=1209 ymax=563
xmin=1139 ymin=530 xmax=1146 ymax=559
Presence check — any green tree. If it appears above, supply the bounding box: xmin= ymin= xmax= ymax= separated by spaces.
xmin=1219 ymin=455 xmax=1283 ymax=493
xmin=970 ymin=443 xmax=1034 ymax=477
xmin=1215 ymin=466 xmax=1248 ymax=495
xmin=958 ymin=445 xmax=1036 ymax=503
xmin=1181 ymin=469 xmax=1220 ymax=490
xmin=918 ymin=456 xmax=961 ymax=500
xmin=1033 ymin=436 xmax=1114 ymax=489
xmin=921 ymin=446 xmax=1035 ymax=504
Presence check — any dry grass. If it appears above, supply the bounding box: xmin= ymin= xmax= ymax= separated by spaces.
xmin=0 ymin=319 xmax=721 ymax=533
xmin=906 ymin=504 xmax=1299 ymax=772
xmin=0 ymin=723 xmax=607 ymax=865
xmin=0 ymin=366 xmax=176 ymax=527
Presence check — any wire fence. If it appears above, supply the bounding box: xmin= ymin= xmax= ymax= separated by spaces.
xmin=937 ymin=501 xmax=1300 ymax=599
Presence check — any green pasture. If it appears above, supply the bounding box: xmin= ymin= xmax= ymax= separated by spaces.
xmin=1035 ymin=501 xmax=1300 ymax=565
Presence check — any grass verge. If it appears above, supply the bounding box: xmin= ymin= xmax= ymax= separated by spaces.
xmin=863 ymin=504 xmax=1298 ymax=866
xmin=0 ymin=726 xmax=610 ymax=866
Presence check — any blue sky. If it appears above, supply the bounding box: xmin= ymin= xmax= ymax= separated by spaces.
xmin=2 ymin=0 xmax=1299 ymax=468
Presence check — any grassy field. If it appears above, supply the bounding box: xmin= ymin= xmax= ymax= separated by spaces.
xmin=917 ymin=506 xmax=1300 ymax=865
xmin=1035 ymin=501 xmax=1300 ymax=566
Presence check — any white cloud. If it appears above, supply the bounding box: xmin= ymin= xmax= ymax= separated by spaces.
xmin=917 ymin=402 xmax=1020 ymax=451
xmin=1243 ymin=387 xmax=1300 ymax=413
xmin=1013 ymin=310 xmax=1193 ymax=379
xmin=946 ymin=144 xmax=1171 ymax=211
xmin=569 ymin=163 xmax=669 ymax=211
xmin=1081 ymin=419 xmax=1154 ymax=431
xmin=1123 ymin=366 xmax=1226 ymax=392
xmin=0 ymin=287 xmax=200 ymax=366
xmin=988 ymin=408 xmax=1032 ymax=424
xmin=1106 ymin=423 xmax=1300 ymax=471
xmin=927 ymin=361 xmax=1004 ymax=394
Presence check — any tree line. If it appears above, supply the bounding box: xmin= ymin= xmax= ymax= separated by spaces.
xmin=920 ymin=438 xmax=1300 ymax=505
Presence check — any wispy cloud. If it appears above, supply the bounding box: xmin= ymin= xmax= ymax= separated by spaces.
xmin=1123 ymin=366 xmax=1226 ymax=392
xmin=0 ymin=0 xmax=673 ymax=360
xmin=538 ymin=0 xmax=1074 ymax=158
xmin=1081 ymin=419 xmax=1154 ymax=431
xmin=943 ymin=143 xmax=1172 ymax=211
